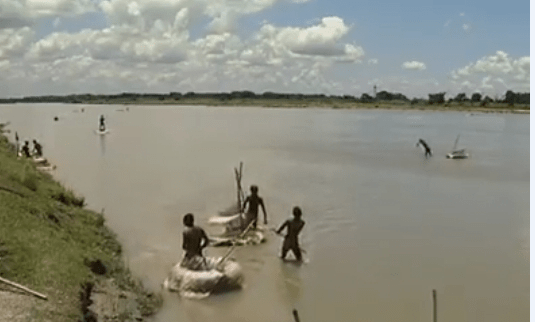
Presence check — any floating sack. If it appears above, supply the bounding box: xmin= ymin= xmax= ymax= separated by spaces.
xmin=163 ymin=256 xmax=243 ymax=296
xmin=209 ymin=231 xmax=266 ymax=247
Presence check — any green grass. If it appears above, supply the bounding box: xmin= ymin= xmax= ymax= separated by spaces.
xmin=0 ymin=127 xmax=161 ymax=321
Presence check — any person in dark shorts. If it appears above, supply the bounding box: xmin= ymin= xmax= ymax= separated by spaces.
xmin=182 ymin=213 xmax=209 ymax=260
xmin=20 ymin=140 xmax=31 ymax=158
xmin=276 ymin=207 xmax=305 ymax=262
xmin=181 ymin=213 xmax=210 ymax=270
xmin=242 ymin=185 xmax=267 ymax=229
xmin=32 ymin=140 xmax=43 ymax=157
xmin=99 ymin=115 xmax=106 ymax=131
xmin=416 ymin=138 xmax=432 ymax=158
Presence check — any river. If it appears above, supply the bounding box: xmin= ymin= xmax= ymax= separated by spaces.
xmin=0 ymin=104 xmax=529 ymax=322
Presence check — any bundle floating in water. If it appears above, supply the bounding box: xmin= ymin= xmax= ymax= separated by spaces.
xmin=163 ymin=256 xmax=244 ymax=297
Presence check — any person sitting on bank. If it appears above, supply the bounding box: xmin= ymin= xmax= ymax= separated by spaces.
xmin=20 ymin=140 xmax=31 ymax=158
xmin=181 ymin=213 xmax=209 ymax=270
xmin=275 ymin=206 xmax=305 ymax=262
xmin=242 ymin=185 xmax=267 ymax=230
xmin=32 ymin=140 xmax=43 ymax=157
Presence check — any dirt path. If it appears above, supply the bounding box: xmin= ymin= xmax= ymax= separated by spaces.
xmin=0 ymin=286 xmax=40 ymax=322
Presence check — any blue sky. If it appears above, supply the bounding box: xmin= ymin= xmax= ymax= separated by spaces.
xmin=0 ymin=0 xmax=529 ymax=98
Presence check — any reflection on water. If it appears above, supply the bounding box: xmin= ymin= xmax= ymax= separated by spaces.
xmin=0 ymin=104 xmax=529 ymax=322
xmin=99 ymin=134 xmax=106 ymax=155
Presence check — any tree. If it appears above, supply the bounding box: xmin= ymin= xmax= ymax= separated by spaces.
xmin=454 ymin=93 xmax=467 ymax=102
xmin=428 ymin=92 xmax=445 ymax=104
xmin=504 ymin=90 xmax=515 ymax=106
xmin=471 ymin=93 xmax=482 ymax=103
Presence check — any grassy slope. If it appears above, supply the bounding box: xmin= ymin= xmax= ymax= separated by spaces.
xmin=0 ymin=127 xmax=161 ymax=321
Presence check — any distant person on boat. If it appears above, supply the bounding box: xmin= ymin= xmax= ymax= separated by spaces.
xmin=416 ymin=138 xmax=432 ymax=158
xmin=242 ymin=185 xmax=267 ymax=230
xmin=32 ymin=140 xmax=43 ymax=157
xmin=99 ymin=115 xmax=106 ymax=131
xmin=275 ymin=206 xmax=305 ymax=262
xmin=181 ymin=213 xmax=209 ymax=270
xmin=20 ymin=140 xmax=31 ymax=158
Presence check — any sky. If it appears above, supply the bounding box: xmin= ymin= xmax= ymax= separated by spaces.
xmin=0 ymin=0 xmax=530 ymax=99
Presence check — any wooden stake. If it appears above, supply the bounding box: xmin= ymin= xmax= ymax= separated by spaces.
xmin=216 ymin=219 xmax=256 ymax=270
xmin=432 ymin=289 xmax=437 ymax=322
xmin=293 ymin=309 xmax=300 ymax=322
xmin=0 ymin=277 xmax=48 ymax=300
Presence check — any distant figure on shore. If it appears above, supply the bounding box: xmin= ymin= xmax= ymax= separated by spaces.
xmin=276 ymin=207 xmax=305 ymax=262
xmin=242 ymin=185 xmax=267 ymax=230
xmin=181 ymin=213 xmax=209 ymax=270
xmin=21 ymin=140 xmax=31 ymax=158
xmin=99 ymin=115 xmax=106 ymax=131
xmin=32 ymin=140 xmax=42 ymax=157
xmin=416 ymin=138 xmax=432 ymax=158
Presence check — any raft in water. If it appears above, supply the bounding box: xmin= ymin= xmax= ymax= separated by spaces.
xmin=163 ymin=256 xmax=243 ymax=297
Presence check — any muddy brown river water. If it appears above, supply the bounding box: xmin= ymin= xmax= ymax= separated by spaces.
xmin=0 ymin=104 xmax=529 ymax=322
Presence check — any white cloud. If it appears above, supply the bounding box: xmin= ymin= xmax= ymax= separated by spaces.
xmin=462 ymin=23 xmax=471 ymax=32
xmin=368 ymin=58 xmax=378 ymax=65
xmin=402 ymin=61 xmax=426 ymax=70
xmin=0 ymin=27 xmax=34 ymax=59
xmin=256 ymin=17 xmax=363 ymax=62
xmin=449 ymin=51 xmax=529 ymax=95
xmin=459 ymin=12 xmax=465 ymax=16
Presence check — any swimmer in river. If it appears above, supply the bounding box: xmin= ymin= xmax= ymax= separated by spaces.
xmin=276 ymin=207 xmax=305 ymax=262
xmin=99 ymin=115 xmax=106 ymax=131
xmin=242 ymin=185 xmax=267 ymax=230
xmin=416 ymin=138 xmax=432 ymax=158
xmin=181 ymin=213 xmax=209 ymax=270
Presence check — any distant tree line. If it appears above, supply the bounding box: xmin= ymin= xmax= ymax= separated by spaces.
xmin=427 ymin=90 xmax=529 ymax=106
xmin=0 ymin=90 xmax=529 ymax=105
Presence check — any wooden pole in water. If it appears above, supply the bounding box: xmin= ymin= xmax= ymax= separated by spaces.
xmin=0 ymin=277 xmax=47 ymax=300
xmin=432 ymin=289 xmax=437 ymax=322
xmin=216 ymin=219 xmax=256 ymax=269
xmin=292 ymin=309 xmax=300 ymax=322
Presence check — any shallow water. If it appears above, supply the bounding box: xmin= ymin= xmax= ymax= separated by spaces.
xmin=0 ymin=104 xmax=529 ymax=322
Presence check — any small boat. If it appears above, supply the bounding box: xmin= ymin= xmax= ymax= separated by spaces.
xmin=446 ymin=149 xmax=469 ymax=159
xmin=446 ymin=135 xmax=469 ymax=159
xmin=36 ymin=164 xmax=57 ymax=172
xmin=163 ymin=256 xmax=243 ymax=296
xmin=32 ymin=156 xmax=48 ymax=164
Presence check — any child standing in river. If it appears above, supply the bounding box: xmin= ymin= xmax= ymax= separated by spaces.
xmin=276 ymin=207 xmax=305 ymax=262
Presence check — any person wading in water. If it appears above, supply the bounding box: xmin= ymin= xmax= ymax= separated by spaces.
xmin=276 ymin=206 xmax=305 ymax=262
xmin=181 ymin=213 xmax=209 ymax=270
xmin=242 ymin=185 xmax=267 ymax=230
xmin=99 ymin=115 xmax=106 ymax=132
xmin=416 ymin=138 xmax=432 ymax=158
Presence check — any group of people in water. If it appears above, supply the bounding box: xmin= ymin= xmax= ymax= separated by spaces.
xmin=182 ymin=185 xmax=306 ymax=267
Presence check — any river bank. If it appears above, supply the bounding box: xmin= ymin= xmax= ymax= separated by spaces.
xmin=0 ymin=123 xmax=162 ymax=321
xmin=75 ymin=100 xmax=531 ymax=113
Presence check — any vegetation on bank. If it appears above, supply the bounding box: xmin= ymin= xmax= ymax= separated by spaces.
xmin=0 ymin=90 xmax=529 ymax=111
xmin=0 ymin=124 xmax=162 ymax=321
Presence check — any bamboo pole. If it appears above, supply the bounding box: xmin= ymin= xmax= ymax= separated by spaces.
xmin=216 ymin=219 xmax=256 ymax=270
xmin=433 ymin=289 xmax=437 ymax=322
xmin=0 ymin=277 xmax=48 ymax=300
